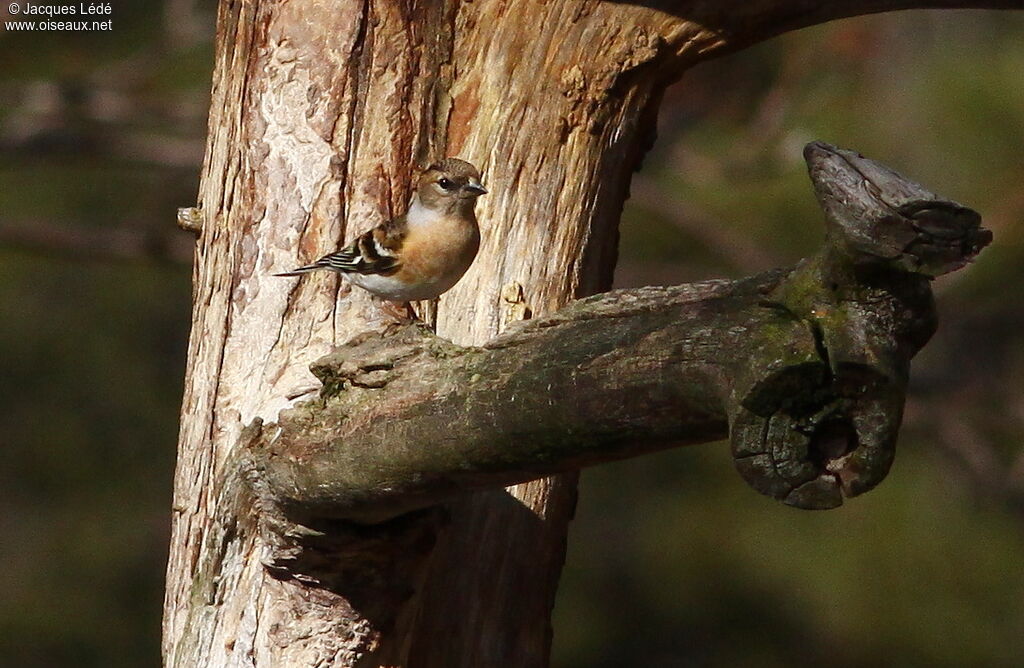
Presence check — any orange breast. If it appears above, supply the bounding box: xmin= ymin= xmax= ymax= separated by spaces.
xmin=397 ymin=217 xmax=480 ymax=288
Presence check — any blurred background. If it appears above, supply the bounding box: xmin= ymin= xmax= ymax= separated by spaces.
xmin=1 ymin=3 xmax=1022 ymax=666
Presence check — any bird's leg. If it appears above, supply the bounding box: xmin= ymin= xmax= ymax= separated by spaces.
xmin=378 ymin=299 xmax=416 ymax=323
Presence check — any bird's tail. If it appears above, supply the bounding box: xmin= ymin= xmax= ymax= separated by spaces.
xmin=274 ymin=262 xmax=326 ymax=277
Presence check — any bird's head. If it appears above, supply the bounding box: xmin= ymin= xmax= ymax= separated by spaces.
xmin=416 ymin=158 xmax=487 ymax=214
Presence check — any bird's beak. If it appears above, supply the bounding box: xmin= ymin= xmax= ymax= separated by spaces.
xmin=464 ymin=180 xmax=488 ymax=196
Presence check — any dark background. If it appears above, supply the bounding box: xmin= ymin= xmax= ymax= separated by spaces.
xmin=2 ymin=3 xmax=1022 ymax=666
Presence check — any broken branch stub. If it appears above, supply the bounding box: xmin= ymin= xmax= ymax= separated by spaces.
xmin=245 ymin=141 xmax=990 ymax=524
xmin=729 ymin=142 xmax=991 ymax=508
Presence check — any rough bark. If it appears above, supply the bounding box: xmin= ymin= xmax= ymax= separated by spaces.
xmin=165 ymin=1 xmax=1012 ymax=667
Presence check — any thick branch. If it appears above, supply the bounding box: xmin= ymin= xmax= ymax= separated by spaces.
xmin=249 ymin=277 xmax=771 ymax=522
xmin=245 ymin=142 xmax=989 ymax=523
xmin=652 ymin=0 xmax=1024 ymax=57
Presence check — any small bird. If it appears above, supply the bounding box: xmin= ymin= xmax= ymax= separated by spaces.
xmin=276 ymin=158 xmax=487 ymax=304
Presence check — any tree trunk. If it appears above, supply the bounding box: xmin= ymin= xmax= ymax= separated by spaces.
xmin=164 ymin=1 xmax=1019 ymax=666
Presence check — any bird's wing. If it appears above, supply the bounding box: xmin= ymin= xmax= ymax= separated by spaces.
xmin=275 ymin=216 xmax=406 ymax=277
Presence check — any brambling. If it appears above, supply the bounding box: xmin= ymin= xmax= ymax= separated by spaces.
xmin=276 ymin=158 xmax=487 ymax=305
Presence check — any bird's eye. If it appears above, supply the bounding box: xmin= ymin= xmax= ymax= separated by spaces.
xmin=438 ymin=177 xmax=455 ymax=190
